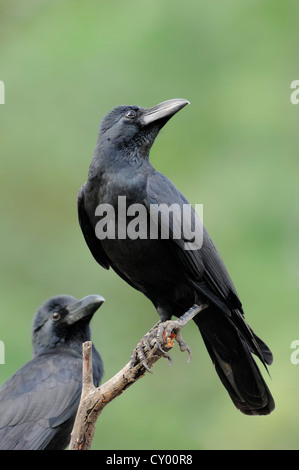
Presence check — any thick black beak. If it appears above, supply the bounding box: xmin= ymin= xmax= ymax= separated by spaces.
xmin=141 ymin=99 xmax=190 ymax=126
xmin=65 ymin=294 xmax=105 ymax=325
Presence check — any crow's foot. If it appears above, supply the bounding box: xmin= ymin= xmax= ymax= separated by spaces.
xmin=130 ymin=304 xmax=209 ymax=373
xmin=130 ymin=323 xmax=172 ymax=373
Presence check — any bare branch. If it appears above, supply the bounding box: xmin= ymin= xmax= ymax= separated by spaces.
xmin=69 ymin=303 xmax=208 ymax=450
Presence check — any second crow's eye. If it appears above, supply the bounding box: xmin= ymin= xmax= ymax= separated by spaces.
xmin=125 ymin=109 xmax=136 ymax=119
xmin=52 ymin=312 xmax=61 ymax=321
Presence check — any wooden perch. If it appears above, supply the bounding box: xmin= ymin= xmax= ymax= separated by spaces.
xmin=69 ymin=303 xmax=208 ymax=450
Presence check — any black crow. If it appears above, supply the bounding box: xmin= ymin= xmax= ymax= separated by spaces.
xmin=78 ymin=99 xmax=274 ymax=415
xmin=0 ymin=294 xmax=104 ymax=450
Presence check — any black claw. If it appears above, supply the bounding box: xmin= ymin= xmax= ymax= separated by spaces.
xmin=157 ymin=342 xmax=168 ymax=355
xmin=166 ymin=354 xmax=173 ymax=367
xmin=142 ymin=360 xmax=153 ymax=374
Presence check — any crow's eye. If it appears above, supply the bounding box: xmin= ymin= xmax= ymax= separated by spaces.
xmin=125 ymin=109 xmax=136 ymax=119
xmin=52 ymin=312 xmax=61 ymax=321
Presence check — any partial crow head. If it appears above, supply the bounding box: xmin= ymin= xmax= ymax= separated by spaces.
xmin=97 ymin=99 xmax=190 ymax=156
xmin=32 ymin=294 xmax=105 ymax=355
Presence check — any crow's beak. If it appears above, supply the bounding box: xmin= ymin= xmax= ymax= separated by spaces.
xmin=65 ymin=295 xmax=105 ymax=325
xmin=141 ymin=99 xmax=190 ymax=126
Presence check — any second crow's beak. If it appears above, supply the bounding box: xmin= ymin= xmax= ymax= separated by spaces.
xmin=141 ymin=98 xmax=190 ymax=126
xmin=65 ymin=295 xmax=105 ymax=325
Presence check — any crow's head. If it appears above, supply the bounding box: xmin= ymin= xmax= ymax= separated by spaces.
xmin=97 ymin=99 xmax=190 ymax=158
xmin=32 ymin=294 xmax=105 ymax=355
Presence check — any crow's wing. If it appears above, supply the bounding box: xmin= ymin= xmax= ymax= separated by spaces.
xmin=0 ymin=352 xmax=82 ymax=450
xmin=78 ymin=183 xmax=111 ymax=270
xmin=145 ymin=171 xmax=240 ymax=310
xmin=78 ymin=183 xmax=142 ymax=290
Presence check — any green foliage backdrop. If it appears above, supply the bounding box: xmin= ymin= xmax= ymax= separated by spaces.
xmin=1 ymin=0 xmax=299 ymax=450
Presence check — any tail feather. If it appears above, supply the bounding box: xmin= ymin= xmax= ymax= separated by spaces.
xmin=250 ymin=331 xmax=273 ymax=366
xmin=194 ymin=306 xmax=275 ymax=415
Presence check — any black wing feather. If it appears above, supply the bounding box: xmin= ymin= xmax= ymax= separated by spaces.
xmin=77 ymin=184 xmax=111 ymax=270
xmin=0 ymin=353 xmax=82 ymax=450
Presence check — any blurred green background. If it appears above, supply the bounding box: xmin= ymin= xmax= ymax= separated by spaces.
xmin=1 ymin=0 xmax=298 ymax=450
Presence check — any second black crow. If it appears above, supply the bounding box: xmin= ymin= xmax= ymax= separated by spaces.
xmin=0 ymin=294 xmax=104 ymax=450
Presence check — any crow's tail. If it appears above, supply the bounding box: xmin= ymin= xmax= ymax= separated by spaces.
xmin=194 ymin=306 xmax=275 ymax=415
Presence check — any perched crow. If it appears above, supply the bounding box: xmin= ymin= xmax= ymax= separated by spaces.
xmin=0 ymin=294 xmax=104 ymax=450
xmin=78 ymin=99 xmax=275 ymax=415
